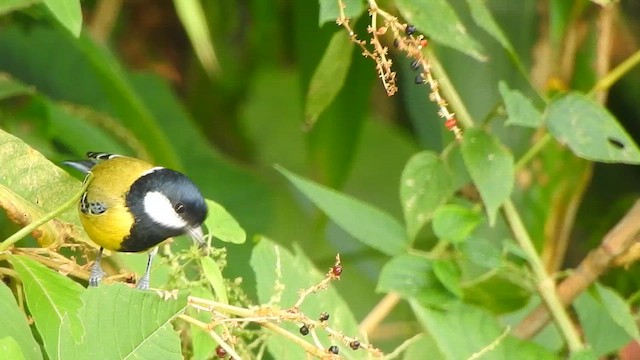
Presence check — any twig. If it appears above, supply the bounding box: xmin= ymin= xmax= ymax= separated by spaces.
xmin=359 ymin=292 xmax=400 ymax=336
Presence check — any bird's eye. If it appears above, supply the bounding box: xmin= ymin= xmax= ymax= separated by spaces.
xmin=174 ymin=202 xmax=185 ymax=214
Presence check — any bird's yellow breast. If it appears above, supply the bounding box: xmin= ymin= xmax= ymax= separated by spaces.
xmin=79 ymin=157 xmax=155 ymax=251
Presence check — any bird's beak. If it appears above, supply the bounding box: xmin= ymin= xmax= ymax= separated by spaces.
xmin=187 ymin=226 xmax=206 ymax=249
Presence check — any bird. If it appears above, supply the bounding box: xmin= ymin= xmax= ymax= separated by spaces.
xmin=63 ymin=152 xmax=208 ymax=289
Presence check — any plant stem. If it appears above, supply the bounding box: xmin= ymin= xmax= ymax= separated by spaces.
xmin=502 ymin=200 xmax=584 ymax=353
xmin=0 ymin=174 xmax=92 ymax=252
xmin=590 ymin=48 xmax=640 ymax=95
xmin=515 ymin=133 xmax=553 ymax=171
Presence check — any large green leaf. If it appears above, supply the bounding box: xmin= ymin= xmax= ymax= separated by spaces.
xmin=377 ymin=254 xmax=454 ymax=307
xmin=9 ymin=255 xmax=84 ymax=360
xmin=305 ymin=31 xmax=353 ymax=126
xmin=400 ymin=151 xmax=454 ymax=241
xmin=499 ymin=81 xmax=542 ymax=128
xmin=42 ymin=0 xmax=82 ymax=37
xmin=0 ymin=283 xmax=42 ymax=360
xmin=250 ymin=237 xmax=365 ymax=359
xmin=0 ymin=336 xmax=26 ymax=360
xmin=0 ymin=129 xmax=89 ymax=247
xmin=411 ymin=301 xmax=557 ymax=360
xmin=318 ymin=0 xmax=364 ymax=26
xmin=461 ymin=128 xmax=514 ymax=226
xmin=396 ymin=0 xmax=486 ymax=61
xmin=277 ymin=166 xmax=407 ymax=255
xmin=545 ymin=93 xmax=640 ymax=164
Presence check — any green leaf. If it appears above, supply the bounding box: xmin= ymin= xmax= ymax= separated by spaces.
xmin=545 ymin=92 xmax=640 ymax=164
xmin=574 ymin=288 xmax=631 ymax=357
xmin=432 ymin=204 xmax=482 ymax=243
xmin=461 ymin=128 xmax=514 ymax=226
xmin=0 ymin=129 xmax=89 ymax=247
xmin=59 ymin=283 xmax=188 ymax=360
xmin=173 ymin=0 xmax=219 ymax=76
xmin=0 ymin=336 xmax=26 ymax=360
xmin=42 ymin=0 xmax=82 ymax=37
xmin=318 ymin=0 xmax=364 ymax=26
xmin=568 ymin=349 xmax=598 ymax=360
xmin=200 ymin=257 xmax=228 ymax=304
xmin=411 ymin=301 xmax=557 ymax=360
xmin=499 ymin=81 xmax=542 ymax=128
xmin=203 ymin=199 xmax=246 ymax=244
xmin=396 ymin=0 xmax=486 ymax=61
xmin=250 ymin=237 xmax=364 ymax=360
xmin=400 ymin=151 xmax=454 ymax=241
xmin=305 ymin=31 xmax=353 ymax=126
xmin=0 ymin=0 xmax=38 ymax=16
xmin=595 ymin=283 xmax=640 ymax=340
xmin=403 ymin=335 xmax=446 ymax=360
xmin=0 ymin=73 xmax=33 ymax=100
xmin=467 ymin=0 xmax=515 ymax=55
xmin=277 ymin=166 xmax=407 ymax=255
xmin=377 ymin=254 xmax=453 ymax=307
xmin=0 ymin=283 xmax=42 ymax=360
xmin=9 ymin=255 xmax=84 ymax=360
xmin=432 ymin=259 xmax=462 ymax=298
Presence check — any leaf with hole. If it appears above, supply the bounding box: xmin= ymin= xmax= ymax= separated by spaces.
xmin=545 ymin=92 xmax=640 ymax=164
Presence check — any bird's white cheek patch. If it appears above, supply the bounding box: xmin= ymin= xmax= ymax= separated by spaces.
xmin=143 ymin=191 xmax=187 ymax=229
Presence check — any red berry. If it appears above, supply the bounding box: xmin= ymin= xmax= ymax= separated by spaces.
xmin=445 ymin=118 xmax=457 ymax=129
xmin=420 ymin=39 xmax=428 ymax=48
xmin=332 ymin=265 xmax=343 ymax=276
xmin=215 ymin=345 xmax=227 ymax=358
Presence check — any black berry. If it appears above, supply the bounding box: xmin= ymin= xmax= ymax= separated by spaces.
xmin=299 ymin=324 xmax=309 ymax=336
xmin=415 ymin=74 xmax=425 ymax=84
xmin=393 ymin=38 xmax=400 ymax=48
xmin=319 ymin=312 xmax=330 ymax=322
xmin=406 ymin=24 xmax=416 ymax=35
xmin=350 ymin=340 xmax=360 ymax=350
xmin=328 ymin=345 xmax=339 ymax=354
xmin=410 ymin=59 xmax=421 ymax=70
xmin=215 ymin=345 xmax=227 ymax=358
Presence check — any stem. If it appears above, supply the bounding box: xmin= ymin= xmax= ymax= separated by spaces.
xmin=425 ymin=48 xmax=475 ymax=129
xmin=359 ymin=293 xmax=401 ymax=336
xmin=590 ymin=48 xmax=640 ymax=95
xmin=502 ymin=200 xmax=584 ymax=353
xmin=515 ymin=133 xmax=553 ymax=171
xmin=0 ymin=174 xmax=93 ymax=252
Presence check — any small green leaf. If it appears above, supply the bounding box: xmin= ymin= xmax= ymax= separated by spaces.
xmin=432 ymin=259 xmax=462 ymax=298
xmin=396 ymin=0 xmax=486 ymax=61
xmin=0 ymin=73 xmax=33 ymax=100
xmin=467 ymin=0 xmax=515 ymax=55
xmin=9 ymin=255 xmax=84 ymax=360
xmin=432 ymin=204 xmax=482 ymax=243
xmin=277 ymin=166 xmax=407 ymax=255
xmin=377 ymin=254 xmax=453 ymax=307
xmin=42 ymin=0 xmax=82 ymax=37
xmin=595 ymin=283 xmax=640 ymax=340
xmin=318 ymin=0 xmax=364 ymax=26
xmin=200 ymin=257 xmax=228 ymax=304
xmin=0 ymin=337 xmax=26 ymax=360
xmin=250 ymin=238 xmax=363 ymax=360
xmin=0 ymin=283 xmax=42 ymax=360
xmin=499 ymin=81 xmax=542 ymax=128
xmin=305 ymin=32 xmax=353 ymax=127
xmin=461 ymin=128 xmax=514 ymax=226
xmin=173 ymin=0 xmax=219 ymax=76
xmin=400 ymin=151 xmax=454 ymax=241
xmin=574 ymin=288 xmax=631 ymax=357
xmin=203 ymin=199 xmax=246 ymax=244
xmin=545 ymin=92 xmax=640 ymax=164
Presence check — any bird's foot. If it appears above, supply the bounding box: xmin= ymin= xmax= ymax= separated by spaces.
xmin=88 ymin=265 xmax=105 ymax=287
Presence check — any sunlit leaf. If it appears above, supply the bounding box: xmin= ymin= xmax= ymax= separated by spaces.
xmin=461 ymin=128 xmax=514 ymax=226
xmin=396 ymin=0 xmax=486 ymax=61
xmin=203 ymin=199 xmax=246 ymax=244
xmin=305 ymin=32 xmax=353 ymax=127
xmin=42 ymin=0 xmax=82 ymax=37
xmin=400 ymin=151 xmax=454 ymax=241
xmin=9 ymin=255 xmax=84 ymax=360
xmin=499 ymin=81 xmax=542 ymax=128
xmin=200 ymin=257 xmax=228 ymax=304
xmin=0 ymin=337 xmax=26 ymax=360
xmin=545 ymin=92 xmax=640 ymax=164
xmin=277 ymin=166 xmax=407 ymax=255
xmin=173 ymin=0 xmax=219 ymax=76
xmin=0 ymin=283 xmax=42 ymax=360
xmin=432 ymin=204 xmax=482 ymax=243
xmin=250 ymin=237 xmax=364 ymax=360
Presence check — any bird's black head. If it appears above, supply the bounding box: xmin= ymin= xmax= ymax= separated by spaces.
xmin=122 ymin=167 xmax=208 ymax=252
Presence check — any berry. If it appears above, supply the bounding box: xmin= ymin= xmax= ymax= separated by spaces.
xmin=410 ymin=59 xmax=421 ymax=70
xmin=299 ymin=324 xmax=309 ymax=336
xmin=319 ymin=312 xmax=330 ymax=322
xmin=444 ymin=118 xmax=457 ymax=130
xmin=406 ymin=24 xmax=416 ymax=35
xmin=393 ymin=38 xmax=400 ymax=48
xmin=215 ymin=345 xmax=227 ymax=358
xmin=328 ymin=345 xmax=339 ymax=354
xmin=350 ymin=340 xmax=361 ymax=350
xmin=332 ymin=265 xmax=343 ymax=276
xmin=420 ymin=39 xmax=429 ymax=48
xmin=415 ymin=74 xmax=425 ymax=84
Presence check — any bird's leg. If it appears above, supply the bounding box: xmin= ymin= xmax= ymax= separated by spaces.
xmin=89 ymin=247 xmax=105 ymax=287
xmin=136 ymin=246 xmax=158 ymax=290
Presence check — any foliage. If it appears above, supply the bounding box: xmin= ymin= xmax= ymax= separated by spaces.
xmin=1 ymin=0 xmax=640 ymax=359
